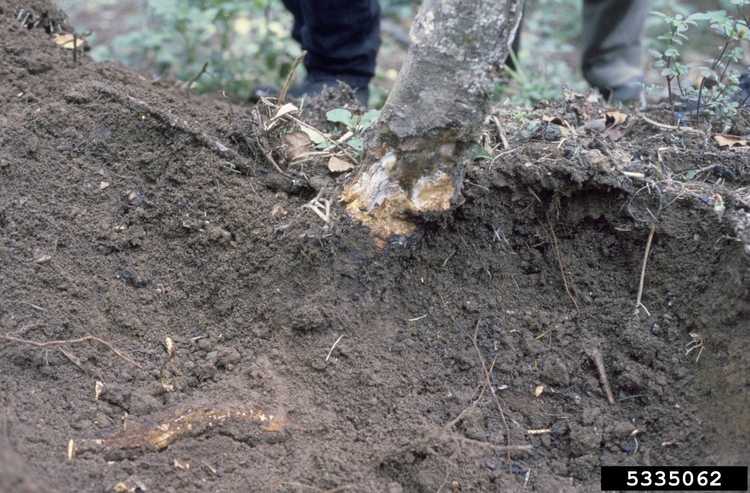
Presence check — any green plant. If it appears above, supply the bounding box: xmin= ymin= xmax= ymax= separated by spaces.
xmin=692 ymin=5 xmax=749 ymax=119
xmin=650 ymin=11 xmax=695 ymax=106
xmin=68 ymin=0 xmax=300 ymax=98
xmin=297 ymin=108 xmax=379 ymax=156
xmin=325 ymin=108 xmax=380 ymax=153
xmin=650 ymin=3 xmax=749 ymax=124
xmin=492 ymin=0 xmax=586 ymax=107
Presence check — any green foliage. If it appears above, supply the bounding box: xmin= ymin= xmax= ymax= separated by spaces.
xmin=299 ymin=108 xmax=380 ymax=154
xmin=326 ymin=108 xmax=379 ymax=132
xmin=326 ymin=108 xmax=380 ymax=153
xmin=649 ymin=11 xmax=697 ymax=103
xmin=79 ymin=0 xmax=300 ymax=97
xmin=63 ymin=0 xmax=747 ymax=126
xmin=493 ymin=0 xmax=586 ymax=107
xmin=650 ymin=3 xmax=749 ymax=124
xmin=499 ymin=51 xmax=576 ymax=106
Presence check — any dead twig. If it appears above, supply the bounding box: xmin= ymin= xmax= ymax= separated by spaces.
xmin=640 ymin=114 xmax=703 ymax=135
xmin=287 ymin=115 xmax=359 ymax=165
xmin=472 ymin=321 xmax=511 ymax=448
xmin=443 ymin=355 xmax=497 ymax=431
xmin=59 ymin=347 xmax=87 ymax=373
xmin=546 ymin=223 xmax=580 ymax=311
xmin=634 ymin=224 xmax=656 ymax=316
xmin=1 ymin=334 xmax=141 ymax=369
xmin=278 ymin=51 xmax=307 ymax=105
xmin=588 ymin=347 xmax=615 ymax=404
xmin=184 ymin=62 xmax=209 ymax=92
xmin=92 ymin=83 xmax=243 ymax=167
xmin=685 ymin=332 xmax=705 ymax=362
xmin=526 ymin=428 xmax=552 ymax=435
xmin=492 ymin=115 xmax=510 ymax=150
xmin=451 ymin=435 xmax=532 ymax=453
xmin=255 ymin=132 xmax=293 ymax=178
xmin=325 ymin=335 xmax=344 ymax=362
xmin=301 ymin=193 xmax=332 ymax=224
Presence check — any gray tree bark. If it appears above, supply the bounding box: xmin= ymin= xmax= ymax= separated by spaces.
xmin=343 ymin=0 xmax=524 ymax=241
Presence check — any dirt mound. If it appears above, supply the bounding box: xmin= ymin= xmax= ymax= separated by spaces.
xmin=1 ymin=1 xmax=748 ymax=492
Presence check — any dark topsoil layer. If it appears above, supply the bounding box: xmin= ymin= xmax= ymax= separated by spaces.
xmin=1 ymin=2 xmax=749 ymax=492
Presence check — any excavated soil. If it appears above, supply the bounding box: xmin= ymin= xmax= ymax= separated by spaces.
xmin=1 ymin=2 xmax=749 ymax=492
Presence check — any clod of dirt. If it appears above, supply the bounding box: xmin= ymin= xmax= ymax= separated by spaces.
xmin=281 ymin=304 xmax=331 ymax=333
xmin=100 ymin=384 xmax=131 ymax=411
xmin=216 ymin=346 xmax=242 ymax=368
xmin=540 ymin=355 xmax=570 ymax=387
xmin=568 ymin=423 xmax=603 ymax=457
xmin=129 ymin=390 xmax=161 ymax=416
xmin=206 ymin=224 xmax=232 ymax=244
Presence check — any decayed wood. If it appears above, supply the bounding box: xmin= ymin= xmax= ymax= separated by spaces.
xmin=343 ymin=0 xmax=524 ymax=241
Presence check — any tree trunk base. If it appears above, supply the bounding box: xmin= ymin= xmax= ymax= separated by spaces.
xmin=342 ymin=144 xmax=464 ymax=244
xmin=342 ymin=0 xmax=523 ymax=244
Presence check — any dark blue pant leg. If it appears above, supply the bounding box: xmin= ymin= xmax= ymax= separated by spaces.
xmin=282 ymin=0 xmax=380 ymax=86
xmin=281 ymin=0 xmax=304 ymax=45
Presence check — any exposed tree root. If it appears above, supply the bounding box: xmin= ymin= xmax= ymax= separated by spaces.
xmin=90 ymin=83 xmax=245 ymax=168
xmin=70 ymin=404 xmax=286 ymax=460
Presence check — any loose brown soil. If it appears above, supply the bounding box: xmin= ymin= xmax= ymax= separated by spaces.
xmin=1 ymin=2 xmax=748 ymax=492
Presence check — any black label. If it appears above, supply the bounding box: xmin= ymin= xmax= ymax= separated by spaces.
xmin=601 ymin=466 xmax=748 ymax=491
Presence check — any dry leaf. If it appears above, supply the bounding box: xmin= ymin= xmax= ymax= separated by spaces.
xmin=113 ymin=482 xmax=130 ymax=493
xmin=283 ymin=131 xmax=312 ymax=160
xmin=714 ymin=134 xmax=748 ymax=148
xmin=583 ymin=149 xmax=610 ymax=171
xmin=299 ymin=126 xmax=328 ymax=146
xmin=54 ymin=33 xmax=87 ymax=50
xmin=605 ymin=111 xmax=628 ymax=127
xmin=272 ymin=102 xmax=298 ymax=120
xmin=271 ymin=204 xmax=288 ymax=218
xmin=328 ymin=156 xmax=354 ymax=173
xmin=265 ymin=103 xmax=300 ymax=131
xmin=34 ymin=253 xmax=52 ymax=264
xmin=542 ymin=115 xmax=568 ymax=126
xmin=533 ymin=384 xmax=545 ymax=397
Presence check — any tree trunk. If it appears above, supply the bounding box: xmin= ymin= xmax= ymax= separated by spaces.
xmin=343 ymin=0 xmax=524 ymax=241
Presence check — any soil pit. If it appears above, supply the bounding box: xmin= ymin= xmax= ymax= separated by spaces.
xmin=1 ymin=1 xmax=748 ymax=492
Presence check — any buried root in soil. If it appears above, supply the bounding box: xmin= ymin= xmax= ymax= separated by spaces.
xmin=1 ymin=1 xmax=749 ymax=492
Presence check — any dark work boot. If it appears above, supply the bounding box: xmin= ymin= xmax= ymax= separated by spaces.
xmin=268 ymin=0 xmax=378 ymax=107
xmin=250 ymin=75 xmax=369 ymax=106
xmin=581 ymin=0 xmax=648 ymax=106
xmin=288 ymin=75 xmax=369 ymax=106
xmin=596 ymin=76 xmax=646 ymax=106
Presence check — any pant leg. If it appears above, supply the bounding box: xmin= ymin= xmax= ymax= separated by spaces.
xmin=581 ymin=0 xmax=648 ymax=89
xmin=281 ymin=0 xmax=304 ymax=45
xmin=298 ymin=0 xmax=381 ymax=86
